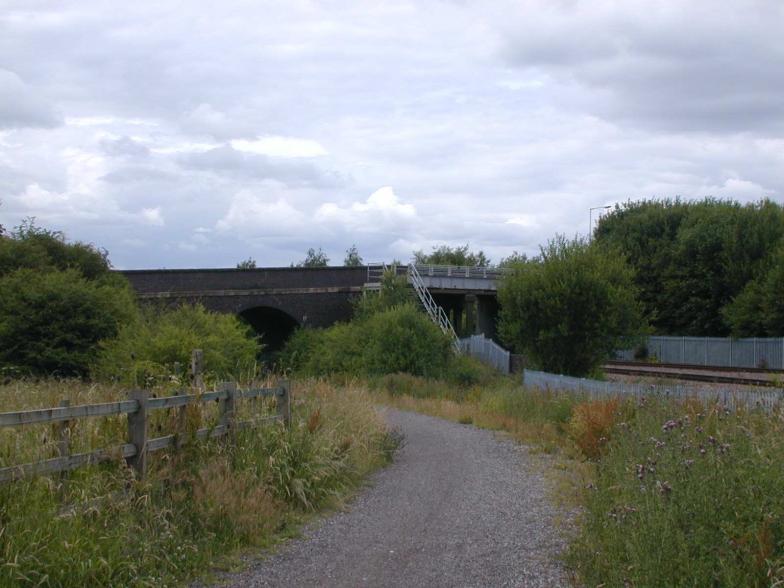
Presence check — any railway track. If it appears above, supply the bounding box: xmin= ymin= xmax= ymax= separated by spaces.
xmin=603 ymin=361 xmax=784 ymax=388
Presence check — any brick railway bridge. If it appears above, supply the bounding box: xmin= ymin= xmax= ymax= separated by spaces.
xmin=121 ymin=264 xmax=504 ymax=351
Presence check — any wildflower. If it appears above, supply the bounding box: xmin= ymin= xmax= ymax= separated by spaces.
xmin=656 ymin=480 xmax=673 ymax=496
xmin=699 ymin=446 xmax=706 ymax=456
xmin=662 ymin=419 xmax=679 ymax=432
xmin=708 ymin=435 xmax=717 ymax=445
xmin=683 ymin=459 xmax=695 ymax=468
xmin=719 ymin=443 xmax=731 ymax=454
xmin=636 ymin=464 xmax=645 ymax=480
xmin=696 ymin=426 xmax=704 ymax=433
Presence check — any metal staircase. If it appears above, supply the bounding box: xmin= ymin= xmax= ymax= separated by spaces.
xmin=407 ymin=263 xmax=461 ymax=353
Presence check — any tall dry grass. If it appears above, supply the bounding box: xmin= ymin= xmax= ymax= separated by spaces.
xmin=0 ymin=378 xmax=394 ymax=586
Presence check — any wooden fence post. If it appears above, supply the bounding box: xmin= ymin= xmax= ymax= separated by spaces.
xmin=277 ymin=380 xmax=291 ymax=426
xmin=54 ymin=399 xmax=70 ymax=492
xmin=127 ymin=389 xmax=148 ymax=478
xmin=219 ymin=381 xmax=237 ymax=438
xmin=191 ymin=349 xmax=204 ymax=390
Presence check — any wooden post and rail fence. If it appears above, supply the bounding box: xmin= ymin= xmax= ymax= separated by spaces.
xmin=0 ymin=350 xmax=291 ymax=484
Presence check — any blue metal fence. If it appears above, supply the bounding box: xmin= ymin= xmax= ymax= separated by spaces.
xmin=616 ymin=336 xmax=784 ymax=369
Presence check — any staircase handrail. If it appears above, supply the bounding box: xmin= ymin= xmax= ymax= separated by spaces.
xmin=407 ymin=263 xmax=460 ymax=353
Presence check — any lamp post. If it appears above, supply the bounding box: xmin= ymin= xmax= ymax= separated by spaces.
xmin=589 ymin=205 xmax=611 ymax=242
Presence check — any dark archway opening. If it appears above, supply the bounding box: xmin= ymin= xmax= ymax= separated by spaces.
xmin=239 ymin=306 xmax=300 ymax=355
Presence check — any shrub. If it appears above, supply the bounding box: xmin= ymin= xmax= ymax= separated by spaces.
xmin=281 ymin=303 xmax=453 ymax=378
xmin=93 ymin=304 xmax=260 ymax=383
xmin=0 ymin=219 xmax=112 ymax=280
xmin=361 ymin=304 xmax=452 ymax=377
xmin=498 ymin=235 xmax=645 ymax=376
xmin=0 ymin=269 xmax=137 ymax=376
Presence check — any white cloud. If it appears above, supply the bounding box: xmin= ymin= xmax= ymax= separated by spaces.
xmin=140 ymin=207 xmax=164 ymax=226
xmin=216 ymin=189 xmax=305 ymax=236
xmin=231 ymin=136 xmax=328 ymax=158
xmin=315 ymin=187 xmax=417 ymax=233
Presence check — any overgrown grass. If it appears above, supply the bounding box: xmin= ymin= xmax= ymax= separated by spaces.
xmin=568 ymin=398 xmax=784 ymax=587
xmin=0 ymin=379 xmax=395 ymax=586
xmin=371 ymin=369 xmax=784 ymax=586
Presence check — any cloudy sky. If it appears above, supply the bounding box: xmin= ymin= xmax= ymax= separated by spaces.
xmin=1 ymin=1 xmax=783 ymax=268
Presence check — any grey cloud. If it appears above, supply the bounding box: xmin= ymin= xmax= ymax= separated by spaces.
xmin=500 ymin=1 xmax=784 ymax=133
xmin=0 ymin=69 xmax=62 ymax=129
xmin=100 ymin=166 xmax=175 ymax=184
xmin=99 ymin=136 xmax=150 ymax=157
xmin=178 ymin=145 xmax=346 ymax=188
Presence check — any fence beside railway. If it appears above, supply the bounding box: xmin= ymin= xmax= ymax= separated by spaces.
xmin=460 ymin=334 xmax=511 ymax=374
xmin=523 ymin=369 xmax=784 ymax=412
xmin=616 ymin=336 xmax=784 ymax=370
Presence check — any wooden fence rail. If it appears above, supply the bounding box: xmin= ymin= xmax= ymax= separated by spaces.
xmin=0 ymin=350 xmax=291 ymax=484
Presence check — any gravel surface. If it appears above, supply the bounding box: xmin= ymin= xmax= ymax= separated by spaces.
xmin=217 ymin=409 xmax=572 ymax=588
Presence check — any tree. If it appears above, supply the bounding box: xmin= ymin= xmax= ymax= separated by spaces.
xmin=498 ymin=235 xmax=645 ymax=376
xmin=724 ymin=243 xmax=784 ymax=336
xmin=498 ymin=251 xmax=528 ymax=268
xmin=353 ymin=268 xmax=413 ymax=319
xmin=0 ymin=269 xmax=137 ymax=376
xmin=236 ymin=257 xmax=257 ymax=269
xmin=343 ymin=244 xmax=363 ymax=267
xmin=594 ymin=198 xmax=784 ymax=335
xmin=0 ymin=220 xmax=137 ymax=376
xmin=0 ymin=218 xmax=112 ymax=280
xmin=413 ymin=244 xmax=490 ymax=267
xmin=295 ymin=247 xmax=329 ymax=267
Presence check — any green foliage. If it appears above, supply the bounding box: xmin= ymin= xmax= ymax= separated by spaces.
xmin=295 ymin=247 xmax=329 ymax=267
xmin=498 ymin=235 xmax=645 ymax=376
xmin=93 ymin=304 xmax=260 ymax=384
xmin=724 ymin=243 xmax=784 ymax=336
xmin=343 ymin=244 xmax=363 ymax=267
xmin=236 ymin=257 xmax=257 ymax=269
xmin=413 ymin=243 xmax=490 ymax=267
xmin=595 ymin=198 xmax=784 ymax=335
xmin=0 ymin=269 xmax=137 ymax=377
xmin=0 ymin=219 xmax=112 ymax=280
xmin=352 ymin=268 xmax=413 ymax=320
xmin=498 ymin=251 xmax=528 ymax=268
xmin=281 ymin=303 xmax=453 ymax=378
xmin=361 ymin=305 xmax=453 ymax=377
xmin=569 ymin=400 xmax=784 ymax=587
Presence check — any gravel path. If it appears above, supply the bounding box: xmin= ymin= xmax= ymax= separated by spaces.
xmin=218 ymin=409 xmax=572 ymax=588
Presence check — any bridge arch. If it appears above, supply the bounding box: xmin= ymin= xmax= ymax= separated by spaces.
xmin=239 ymin=305 xmax=300 ymax=353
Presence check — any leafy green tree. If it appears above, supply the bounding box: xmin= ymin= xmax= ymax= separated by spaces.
xmin=353 ymin=268 xmax=413 ymax=319
xmin=724 ymin=243 xmax=784 ymax=336
xmin=498 ymin=236 xmax=644 ymax=376
xmin=0 ymin=269 xmax=137 ymax=376
xmin=413 ymin=244 xmax=490 ymax=267
xmin=93 ymin=304 xmax=260 ymax=383
xmin=295 ymin=247 xmax=329 ymax=267
xmin=343 ymin=244 xmax=363 ymax=267
xmin=236 ymin=257 xmax=257 ymax=269
xmin=498 ymin=251 xmax=528 ymax=268
xmin=595 ymin=198 xmax=784 ymax=335
xmin=0 ymin=219 xmax=112 ymax=280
